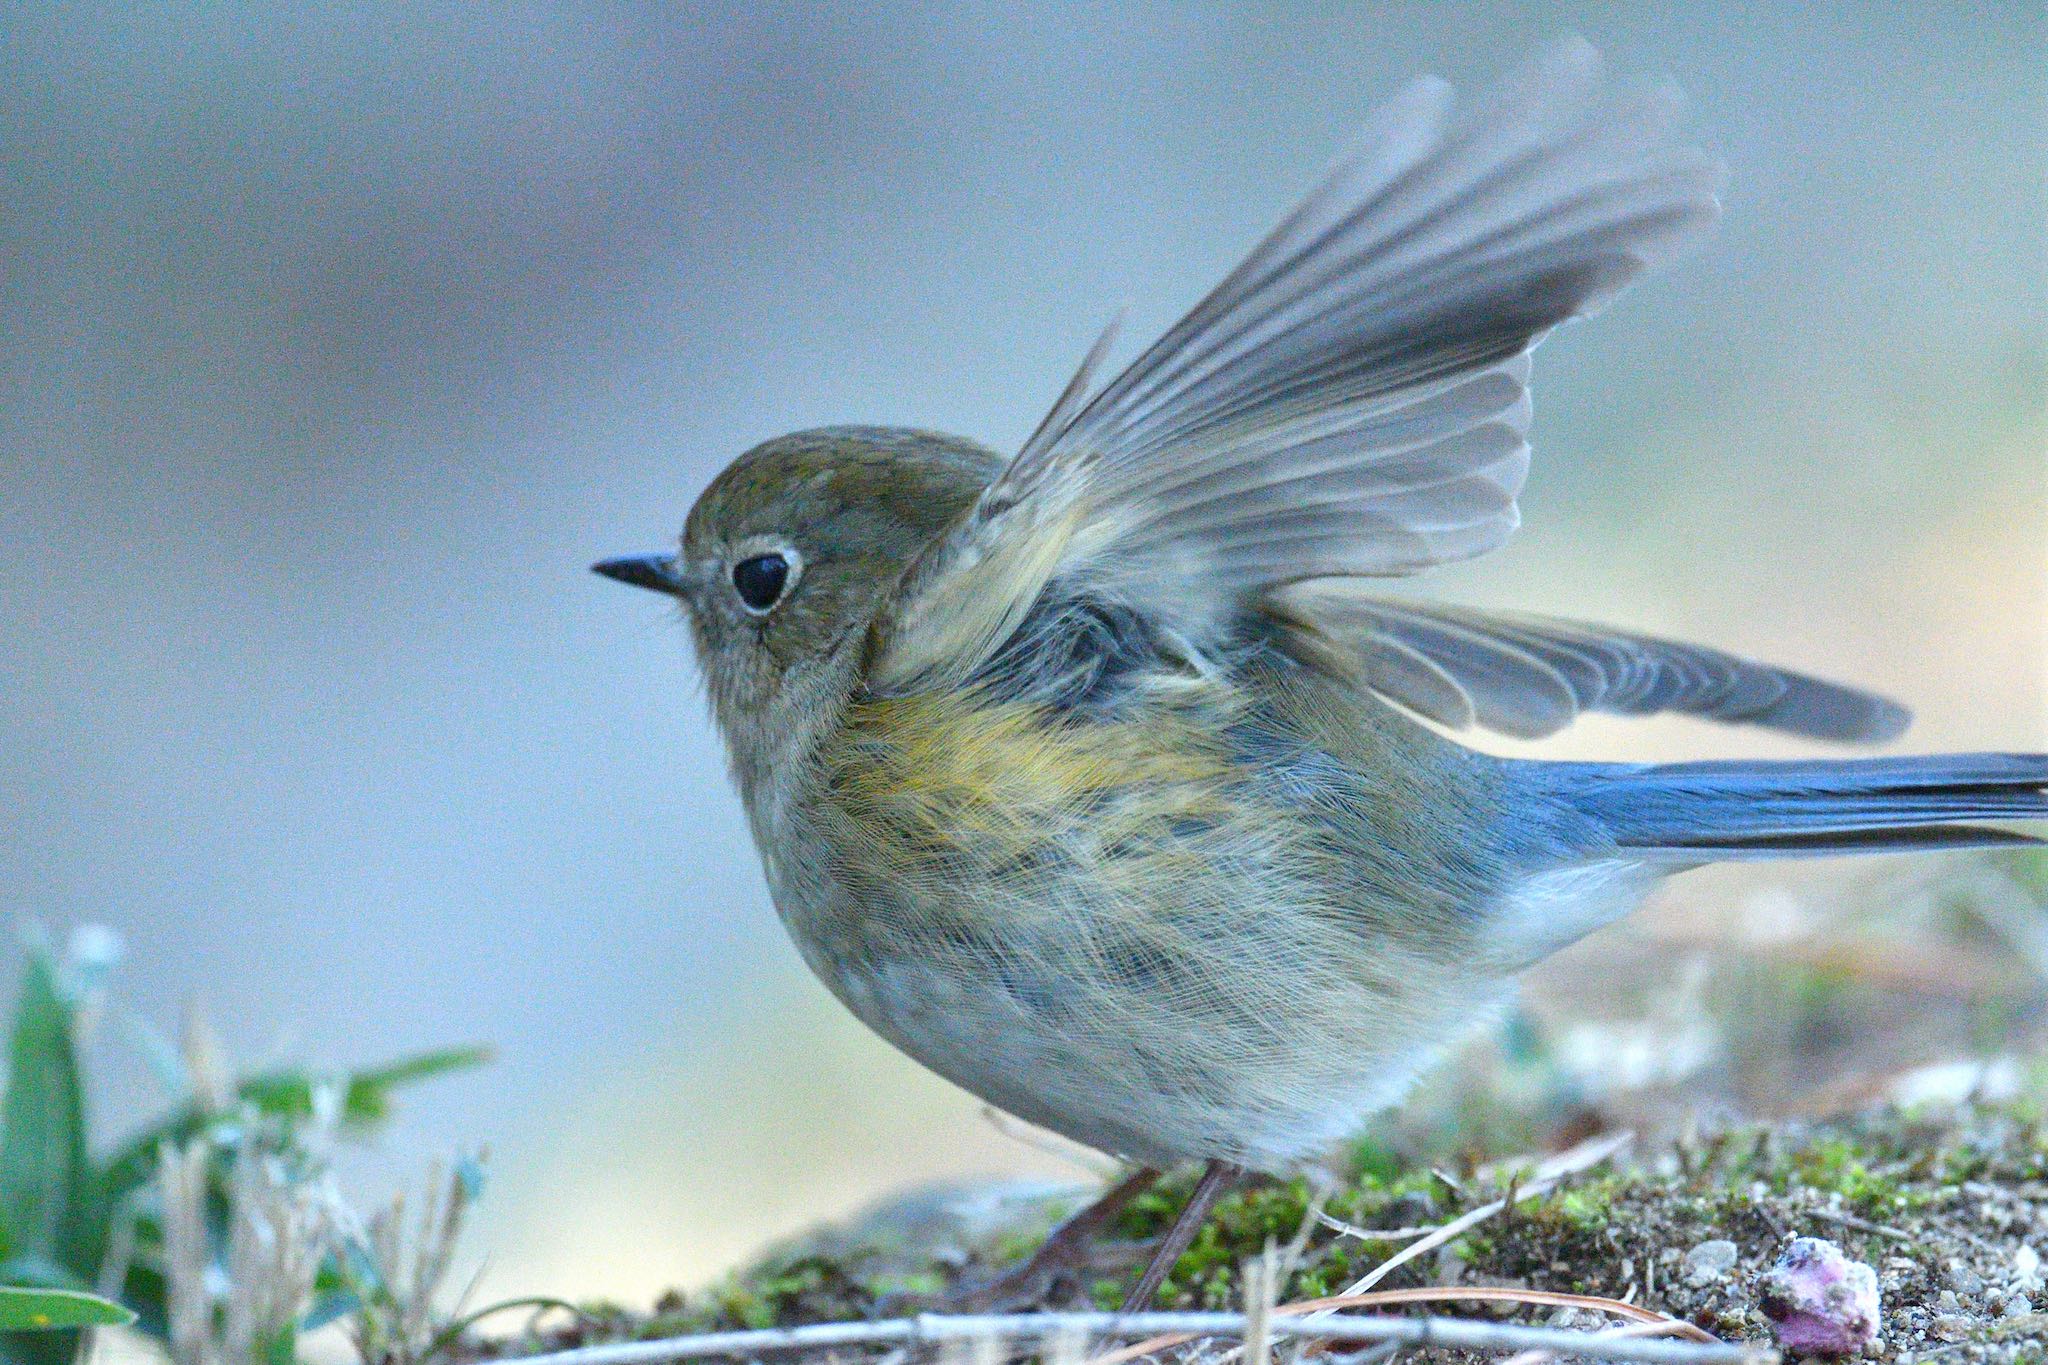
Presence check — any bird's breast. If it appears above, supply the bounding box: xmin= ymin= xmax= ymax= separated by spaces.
xmin=761 ymin=684 xmax=1511 ymax=1169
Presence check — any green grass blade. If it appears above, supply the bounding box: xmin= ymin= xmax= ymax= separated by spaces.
xmin=248 ymin=1044 xmax=497 ymax=1126
xmin=0 ymin=953 xmax=91 ymax=1269
xmin=0 ymin=1287 xmax=133 ymax=1332
xmin=96 ymin=1044 xmax=493 ymax=1202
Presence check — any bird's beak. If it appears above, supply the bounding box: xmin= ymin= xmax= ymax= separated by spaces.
xmin=592 ymin=553 xmax=684 ymax=596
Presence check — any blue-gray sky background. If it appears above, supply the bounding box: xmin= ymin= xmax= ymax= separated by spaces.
xmin=2 ymin=2 xmax=2042 ymax=1302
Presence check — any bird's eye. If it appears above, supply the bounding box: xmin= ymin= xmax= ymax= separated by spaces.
xmin=730 ymin=552 xmax=791 ymax=612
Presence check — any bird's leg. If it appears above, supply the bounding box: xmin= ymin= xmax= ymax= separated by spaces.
xmin=1120 ymin=1159 xmax=1240 ymax=1312
xmin=943 ymin=1165 xmax=1160 ymax=1310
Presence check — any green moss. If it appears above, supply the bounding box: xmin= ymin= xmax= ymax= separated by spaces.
xmin=986 ymin=1226 xmax=1053 ymax=1269
xmin=692 ymin=1252 xmax=875 ymax=1332
xmin=871 ymin=1270 xmax=945 ymax=1298
xmin=1454 ymin=1231 xmax=1496 ymax=1263
xmin=1345 ymin=1136 xmax=1408 ymax=1187
xmin=1541 ymin=1179 xmax=1621 ymax=1232
xmin=626 ymin=1306 xmax=716 ymax=1342
xmin=1107 ymin=1174 xmax=1328 ymax=1304
xmin=1783 ymin=1137 xmax=1926 ymax=1215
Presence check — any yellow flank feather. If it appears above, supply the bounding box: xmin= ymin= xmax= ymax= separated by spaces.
xmin=820 ymin=688 xmax=1245 ymax=881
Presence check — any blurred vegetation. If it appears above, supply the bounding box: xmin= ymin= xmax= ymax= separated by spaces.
xmin=0 ymin=1290 xmax=130 ymax=1335
xmin=0 ymin=929 xmax=488 ymax=1365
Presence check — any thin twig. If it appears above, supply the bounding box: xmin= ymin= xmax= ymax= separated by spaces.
xmin=1322 ymin=1344 xmax=1402 ymax=1365
xmin=978 ymin=1106 xmax=1121 ymax=1176
xmin=1312 ymin=1212 xmax=1438 ymax=1243
xmin=1086 ymin=1286 xmax=1710 ymax=1365
xmin=1303 ymin=1290 xmax=1704 ymax=1336
xmin=500 ymin=1311 xmax=1771 ymax=1365
xmin=1804 ymin=1205 xmax=1915 ymax=1244
xmin=1500 ymin=1318 xmax=1702 ymax=1365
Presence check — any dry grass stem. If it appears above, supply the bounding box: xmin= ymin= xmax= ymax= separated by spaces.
xmin=350 ymin=1155 xmax=486 ymax=1365
xmin=223 ymin=1154 xmax=332 ymax=1365
xmin=1310 ymin=1211 xmax=1436 ymax=1243
xmin=179 ymin=1005 xmax=234 ymax=1113
xmin=155 ymin=1138 xmax=335 ymax=1365
xmin=1339 ymin=1130 xmax=1631 ymax=1295
xmin=979 ymin=1106 xmax=1121 ymax=1175
xmin=1241 ymin=1248 xmax=1279 ymax=1365
xmin=157 ymin=1142 xmax=214 ymax=1365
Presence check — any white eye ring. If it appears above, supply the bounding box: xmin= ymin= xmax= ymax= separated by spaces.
xmin=727 ymin=541 xmax=803 ymax=615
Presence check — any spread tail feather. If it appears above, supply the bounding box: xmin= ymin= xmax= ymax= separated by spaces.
xmin=1561 ymin=752 xmax=2048 ymax=858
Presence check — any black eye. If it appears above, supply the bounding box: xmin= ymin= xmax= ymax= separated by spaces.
xmin=731 ymin=552 xmax=790 ymax=611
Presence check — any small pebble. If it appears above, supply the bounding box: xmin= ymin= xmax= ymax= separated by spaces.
xmin=2016 ymin=1244 xmax=2042 ymax=1290
xmin=2004 ymin=1294 xmax=2034 ymax=1319
xmin=1758 ymin=1236 xmax=1881 ymax=1357
xmin=1931 ymin=1314 xmax=1973 ymax=1343
xmin=1684 ymin=1238 xmax=1739 ymax=1284
xmin=1946 ymin=1259 xmax=1984 ymax=1296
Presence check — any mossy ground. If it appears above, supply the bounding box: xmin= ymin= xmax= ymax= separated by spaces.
xmin=489 ymin=1104 xmax=2048 ymax=1364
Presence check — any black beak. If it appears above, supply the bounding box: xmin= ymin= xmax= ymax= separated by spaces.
xmin=592 ymin=553 xmax=683 ymax=596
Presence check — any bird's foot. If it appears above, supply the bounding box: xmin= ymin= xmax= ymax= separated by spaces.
xmin=893 ymin=1166 xmax=1161 ymax=1314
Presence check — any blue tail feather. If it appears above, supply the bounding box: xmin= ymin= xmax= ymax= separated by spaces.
xmin=1555 ymin=752 xmax=2048 ymax=858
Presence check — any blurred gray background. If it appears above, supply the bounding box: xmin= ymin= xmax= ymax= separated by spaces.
xmin=2 ymin=2 xmax=2042 ymax=1304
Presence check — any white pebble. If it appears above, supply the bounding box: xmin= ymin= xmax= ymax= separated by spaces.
xmin=1684 ymin=1239 xmax=1739 ymax=1284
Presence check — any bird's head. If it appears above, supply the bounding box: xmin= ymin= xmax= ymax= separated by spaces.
xmin=595 ymin=426 xmax=1001 ymax=771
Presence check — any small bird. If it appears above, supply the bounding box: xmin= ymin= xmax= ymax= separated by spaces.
xmin=597 ymin=41 xmax=2047 ymax=1309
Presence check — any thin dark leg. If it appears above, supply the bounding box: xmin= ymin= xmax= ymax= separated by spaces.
xmin=946 ymin=1166 xmax=1160 ymax=1309
xmin=1120 ymin=1159 xmax=1239 ymax=1312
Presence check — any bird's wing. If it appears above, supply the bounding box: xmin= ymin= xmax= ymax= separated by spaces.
xmin=1264 ymin=585 xmax=1910 ymax=742
xmin=868 ymin=40 xmax=1722 ymax=696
